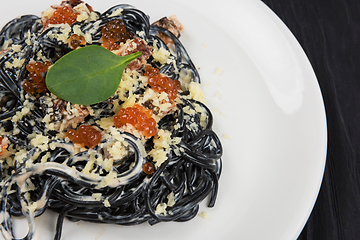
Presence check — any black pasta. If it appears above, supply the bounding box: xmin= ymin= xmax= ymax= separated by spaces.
xmin=0 ymin=3 xmax=222 ymax=240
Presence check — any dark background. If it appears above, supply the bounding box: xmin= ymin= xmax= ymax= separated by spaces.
xmin=260 ymin=0 xmax=360 ymax=239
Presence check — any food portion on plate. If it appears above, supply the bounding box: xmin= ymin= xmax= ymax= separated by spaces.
xmin=0 ymin=1 xmax=222 ymax=239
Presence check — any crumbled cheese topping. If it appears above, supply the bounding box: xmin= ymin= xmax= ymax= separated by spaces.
xmin=25 ymin=178 xmax=36 ymax=191
xmin=92 ymin=193 xmax=102 ymax=201
xmin=97 ymin=170 xmax=117 ymax=188
xmin=179 ymin=69 xmax=193 ymax=87
xmin=25 ymin=201 xmax=38 ymax=214
xmin=13 ymin=149 xmax=27 ymax=165
xmin=48 ymin=142 xmax=56 ymax=151
xmin=41 ymin=7 xmax=56 ymax=19
xmin=108 ymin=141 xmax=128 ymax=160
xmin=103 ymin=199 xmax=111 ymax=207
xmin=74 ymin=3 xmax=92 ymax=22
xmin=186 ymin=82 xmax=206 ymax=103
xmin=47 ymin=23 xmax=72 ymax=44
xmin=167 ymin=192 xmax=175 ymax=207
xmin=199 ymin=211 xmax=210 ymax=219
xmin=41 ymin=152 xmax=51 ymax=163
xmin=108 ymin=8 xmax=123 ymax=18
xmin=96 ymin=117 xmax=114 ymax=130
xmin=11 ymin=44 xmax=22 ymax=52
xmin=152 ymin=40 xmax=170 ymax=64
xmin=155 ymin=202 xmax=167 ymax=216
xmin=30 ymin=134 xmax=50 ymax=151
xmin=5 ymin=58 xmax=25 ymax=69
xmin=149 ymin=129 xmax=181 ymax=167
xmin=1 ymin=39 xmax=13 ymax=50
xmin=223 ymin=134 xmax=231 ymax=140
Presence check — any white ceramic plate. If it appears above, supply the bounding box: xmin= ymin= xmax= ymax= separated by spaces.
xmin=0 ymin=0 xmax=327 ymax=239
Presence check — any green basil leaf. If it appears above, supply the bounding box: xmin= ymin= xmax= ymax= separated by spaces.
xmin=45 ymin=45 xmax=142 ymax=105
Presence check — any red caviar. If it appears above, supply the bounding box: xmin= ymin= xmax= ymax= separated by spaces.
xmin=0 ymin=137 xmax=8 ymax=156
xmin=43 ymin=6 xmax=79 ymax=29
xmin=101 ymin=19 xmax=133 ymax=51
xmin=114 ymin=104 xmax=157 ymax=138
xmin=68 ymin=34 xmax=86 ymax=49
xmin=66 ymin=125 xmax=102 ymax=148
xmin=0 ymin=137 xmax=4 ymax=154
xmin=144 ymin=65 xmax=181 ymax=100
xmin=143 ymin=162 xmax=155 ymax=175
xmin=22 ymin=61 xmax=52 ymax=94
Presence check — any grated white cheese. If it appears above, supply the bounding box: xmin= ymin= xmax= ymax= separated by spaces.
xmin=108 ymin=141 xmax=128 ymax=160
xmin=41 ymin=7 xmax=56 ymax=19
xmin=103 ymin=199 xmax=111 ymax=207
xmin=183 ymin=106 xmax=196 ymax=116
xmin=25 ymin=178 xmax=36 ymax=191
xmin=193 ymin=103 xmax=208 ymax=129
xmin=25 ymin=158 xmax=34 ymax=168
xmin=167 ymin=192 xmax=175 ymax=207
xmin=97 ymin=170 xmax=117 ymax=189
xmin=5 ymin=58 xmax=25 ymax=69
xmin=187 ymin=82 xmax=206 ymax=103
xmin=30 ymin=134 xmax=50 ymax=151
xmin=92 ymin=193 xmax=102 ymax=201
xmin=47 ymin=23 xmax=72 ymax=44
xmin=149 ymin=129 xmax=181 ymax=167
xmin=74 ymin=3 xmax=91 ymax=22
xmin=25 ymin=202 xmax=38 ymax=213
xmin=179 ymin=69 xmax=193 ymax=87
xmin=82 ymin=153 xmax=96 ymax=174
xmin=102 ymin=158 xmax=113 ymax=172
xmin=40 ymin=152 xmax=51 ymax=163
xmin=137 ymin=31 xmax=145 ymax=37
xmin=108 ymin=127 xmax=125 ymax=142
xmin=1 ymin=39 xmax=13 ymax=50
xmin=96 ymin=117 xmax=114 ymax=130
xmin=199 ymin=211 xmax=210 ymax=219
xmin=223 ymin=134 xmax=231 ymax=140
xmin=152 ymin=40 xmax=170 ymax=64
xmin=108 ymin=8 xmax=123 ymax=18
xmin=155 ymin=203 xmax=167 ymax=216
xmin=11 ymin=44 xmax=22 ymax=52
xmin=88 ymin=12 xmax=99 ymax=22
xmin=24 ymin=30 xmax=32 ymax=46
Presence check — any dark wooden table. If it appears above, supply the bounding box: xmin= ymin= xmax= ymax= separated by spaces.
xmin=260 ymin=0 xmax=360 ymax=239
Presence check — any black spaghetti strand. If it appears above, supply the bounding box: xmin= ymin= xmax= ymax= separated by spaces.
xmin=54 ymin=205 xmax=77 ymax=240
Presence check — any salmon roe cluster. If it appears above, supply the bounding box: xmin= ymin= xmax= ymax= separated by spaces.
xmin=43 ymin=6 xmax=79 ymax=29
xmin=22 ymin=61 xmax=52 ymax=94
xmin=101 ymin=19 xmax=133 ymax=51
xmin=68 ymin=34 xmax=86 ymax=49
xmin=114 ymin=104 xmax=157 ymax=138
xmin=144 ymin=65 xmax=181 ymax=100
xmin=66 ymin=125 xmax=102 ymax=148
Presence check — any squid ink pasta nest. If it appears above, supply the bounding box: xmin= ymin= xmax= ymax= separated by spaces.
xmin=0 ymin=1 xmax=223 ymax=240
